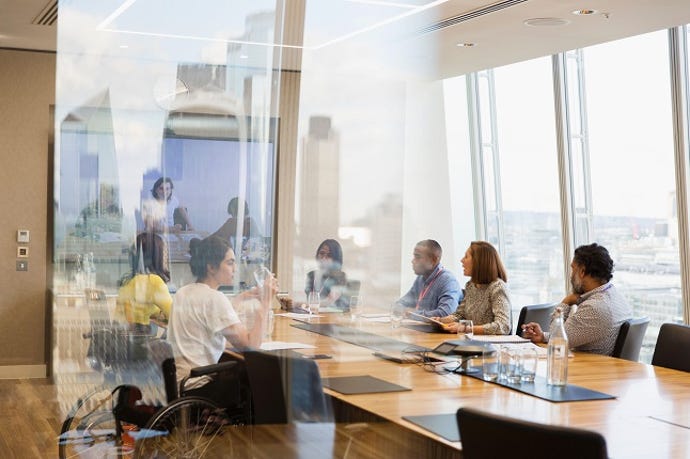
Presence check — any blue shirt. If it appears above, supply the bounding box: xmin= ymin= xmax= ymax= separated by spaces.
xmin=397 ymin=264 xmax=462 ymax=318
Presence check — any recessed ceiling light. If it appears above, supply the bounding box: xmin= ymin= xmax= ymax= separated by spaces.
xmin=524 ymin=17 xmax=570 ymax=27
xmin=456 ymin=42 xmax=475 ymax=47
xmin=119 ymin=44 xmax=129 ymax=49
xmin=572 ymin=9 xmax=598 ymax=15
xmin=239 ymin=54 xmax=249 ymax=59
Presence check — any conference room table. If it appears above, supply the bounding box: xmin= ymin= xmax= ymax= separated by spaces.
xmin=261 ymin=311 xmax=690 ymax=459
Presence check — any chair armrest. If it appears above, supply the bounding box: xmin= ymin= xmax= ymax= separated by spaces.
xmin=189 ymin=360 xmax=236 ymax=378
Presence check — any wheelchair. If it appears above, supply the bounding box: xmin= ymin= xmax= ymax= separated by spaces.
xmin=58 ymin=335 xmax=249 ymax=459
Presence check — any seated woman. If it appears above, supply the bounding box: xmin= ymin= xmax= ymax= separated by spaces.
xmin=142 ymin=177 xmax=194 ymax=232
xmin=166 ymin=236 xmax=277 ymax=408
xmin=115 ymin=241 xmax=172 ymax=335
xmin=435 ymin=241 xmax=512 ymax=335
xmin=305 ymin=239 xmax=349 ymax=310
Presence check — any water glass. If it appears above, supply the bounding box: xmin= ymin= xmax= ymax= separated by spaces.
xmin=520 ymin=347 xmax=538 ymax=382
xmin=482 ymin=348 xmax=499 ymax=381
xmin=457 ymin=319 xmax=474 ymax=340
xmin=307 ymin=291 xmax=320 ymax=316
xmin=498 ymin=346 xmax=511 ymax=381
xmin=390 ymin=303 xmax=404 ymax=329
xmin=253 ymin=266 xmax=271 ymax=288
xmin=349 ymin=296 xmax=361 ymax=322
xmin=505 ymin=349 xmax=522 ymax=384
xmin=264 ymin=309 xmax=275 ymax=341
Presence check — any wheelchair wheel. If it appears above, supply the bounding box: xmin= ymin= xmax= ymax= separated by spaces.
xmin=134 ymin=396 xmax=230 ymax=458
xmin=58 ymin=388 xmax=121 ymax=459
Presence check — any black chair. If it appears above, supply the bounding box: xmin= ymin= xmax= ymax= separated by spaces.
xmin=611 ymin=317 xmax=650 ymax=361
xmin=651 ymin=323 xmax=690 ymax=372
xmin=515 ymin=303 xmax=557 ymax=337
xmin=244 ymin=350 xmax=331 ymax=424
xmin=456 ymin=407 xmax=608 ymax=459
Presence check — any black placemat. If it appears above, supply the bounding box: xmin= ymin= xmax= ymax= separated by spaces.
xmin=403 ymin=323 xmax=442 ymax=333
xmin=291 ymin=322 xmax=428 ymax=353
xmin=464 ymin=372 xmax=616 ymax=402
xmin=402 ymin=413 xmax=459 ymax=442
xmin=321 ymin=375 xmax=411 ymax=395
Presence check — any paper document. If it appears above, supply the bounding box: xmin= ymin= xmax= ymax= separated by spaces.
xmin=471 ymin=335 xmax=530 ymax=344
xmin=260 ymin=341 xmax=316 ymax=351
xmin=275 ymin=312 xmax=324 ymax=319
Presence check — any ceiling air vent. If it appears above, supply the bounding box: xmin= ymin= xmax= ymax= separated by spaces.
xmin=32 ymin=0 xmax=58 ymax=26
xmin=418 ymin=0 xmax=528 ymax=34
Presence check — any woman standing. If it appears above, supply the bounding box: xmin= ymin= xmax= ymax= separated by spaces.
xmin=435 ymin=241 xmax=512 ymax=335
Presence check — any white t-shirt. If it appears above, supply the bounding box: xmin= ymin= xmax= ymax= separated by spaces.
xmin=167 ymin=282 xmax=240 ymax=385
xmin=142 ymin=195 xmax=179 ymax=229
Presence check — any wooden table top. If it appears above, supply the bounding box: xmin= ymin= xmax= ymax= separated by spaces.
xmin=271 ymin=313 xmax=690 ymax=459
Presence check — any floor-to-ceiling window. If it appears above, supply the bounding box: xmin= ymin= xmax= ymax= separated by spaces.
xmin=574 ymin=30 xmax=678 ymax=362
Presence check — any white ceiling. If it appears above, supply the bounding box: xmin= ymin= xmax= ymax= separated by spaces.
xmin=2 ymin=0 xmax=690 ymax=78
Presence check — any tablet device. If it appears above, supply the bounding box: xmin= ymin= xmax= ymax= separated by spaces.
xmin=408 ymin=312 xmax=445 ymax=328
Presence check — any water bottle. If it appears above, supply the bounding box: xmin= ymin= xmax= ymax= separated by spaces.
xmin=547 ymin=307 xmax=568 ymax=386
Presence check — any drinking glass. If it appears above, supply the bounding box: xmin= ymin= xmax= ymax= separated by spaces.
xmin=457 ymin=319 xmax=474 ymax=340
xmin=482 ymin=348 xmax=499 ymax=381
xmin=498 ymin=346 xmax=511 ymax=381
xmin=264 ymin=309 xmax=275 ymax=341
xmin=520 ymin=347 xmax=538 ymax=382
xmin=307 ymin=292 xmax=320 ymax=316
xmin=253 ymin=266 xmax=271 ymax=288
xmin=505 ymin=349 xmax=522 ymax=384
xmin=390 ymin=303 xmax=404 ymax=329
xmin=349 ymin=296 xmax=361 ymax=323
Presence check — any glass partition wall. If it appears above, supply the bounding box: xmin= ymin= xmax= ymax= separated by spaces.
xmin=51 ymin=1 xmax=690 ymax=454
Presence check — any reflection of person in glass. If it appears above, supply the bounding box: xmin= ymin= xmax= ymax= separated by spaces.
xmin=211 ymin=197 xmax=261 ymax=243
xmin=305 ymin=239 xmax=349 ymax=310
xmin=115 ymin=240 xmax=172 ymax=335
xmin=143 ymin=177 xmax=194 ymax=232
xmin=167 ymin=236 xmax=278 ymax=407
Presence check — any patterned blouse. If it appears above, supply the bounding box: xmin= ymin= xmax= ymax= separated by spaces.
xmin=547 ymin=282 xmax=632 ymax=356
xmin=451 ymin=279 xmax=512 ymax=335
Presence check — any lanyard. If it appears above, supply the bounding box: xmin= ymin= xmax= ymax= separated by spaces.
xmin=416 ymin=268 xmax=443 ymax=310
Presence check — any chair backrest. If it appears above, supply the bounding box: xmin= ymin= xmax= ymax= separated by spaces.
xmin=244 ymin=350 xmax=330 ymax=424
xmin=145 ymin=339 xmax=178 ymax=403
xmin=456 ymin=407 xmax=608 ymax=459
xmin=611 ymin=317 xmax=650 ymax=361
xmin=651 ymin=323 xmax=690 ymax=372
xmin=515 ymin=303 xmax=557 ymax=337
xmin=346 ymin=280 xmax=361 ymax=298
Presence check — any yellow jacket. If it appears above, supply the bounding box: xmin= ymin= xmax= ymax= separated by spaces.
xmin=116 ymin=274 xmax=172 ymax=326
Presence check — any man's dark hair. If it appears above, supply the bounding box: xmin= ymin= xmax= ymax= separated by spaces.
xmin=417 ymin=239 xmax=443 ymax=262
xmin=573 ymin=243 xmax=614 ymax=282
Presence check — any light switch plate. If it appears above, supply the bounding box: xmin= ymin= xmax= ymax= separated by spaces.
xmin=16 ymin=260 xmax=28 ymax=271
xmin=17 ymin=229 xmax=30 ymax=243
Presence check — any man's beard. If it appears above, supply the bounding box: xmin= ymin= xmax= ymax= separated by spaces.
xmin=570 ymin=275 xmax=585 ymax=294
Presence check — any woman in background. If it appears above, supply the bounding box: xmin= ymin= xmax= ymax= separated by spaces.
xmin=143 ymin=177 xmax=194 ymax=232
xmin=435 ymin=241 xmax=512 ymax=335
xmin=305 ymin=239 xmax=349 ymax=310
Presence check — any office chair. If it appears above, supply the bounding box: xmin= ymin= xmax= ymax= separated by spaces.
xmin=244 ymin=350 xmax=331 ymax=424
xmin=515 ymin=303 xmax=557 ymax=337
xmin=611 ymin=317 xmax=649 ymax=361
xmin=651 ymin=323 xmax=690 ymax=372
xmin=456 ymin=407 xmax=608 ymax=459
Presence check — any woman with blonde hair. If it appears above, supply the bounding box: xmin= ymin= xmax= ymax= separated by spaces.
xmin=434 ymin=241 xmax=512 ymax=335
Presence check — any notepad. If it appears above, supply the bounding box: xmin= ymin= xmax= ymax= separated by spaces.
xmin=321 ymin=375 xmax=411 ymax=394
xmin=471 ymin=335 xmax=530 ymax=344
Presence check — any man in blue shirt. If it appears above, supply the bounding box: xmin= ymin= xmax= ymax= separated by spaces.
xmin=396 ymin=240 xmax=462 ymax=318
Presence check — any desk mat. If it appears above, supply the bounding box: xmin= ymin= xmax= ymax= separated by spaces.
xmin=464 ymin=372 xmax=615 ymax=402
xmin=322 ymin=375 xmax=411 ymax=395
xmin=402 ymin=413 xmax=460 ymax=442
xmin=291 ymin=323 xmax=429 ymax=353
xmin=403 ymin=323 xmax=442 ymax=334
